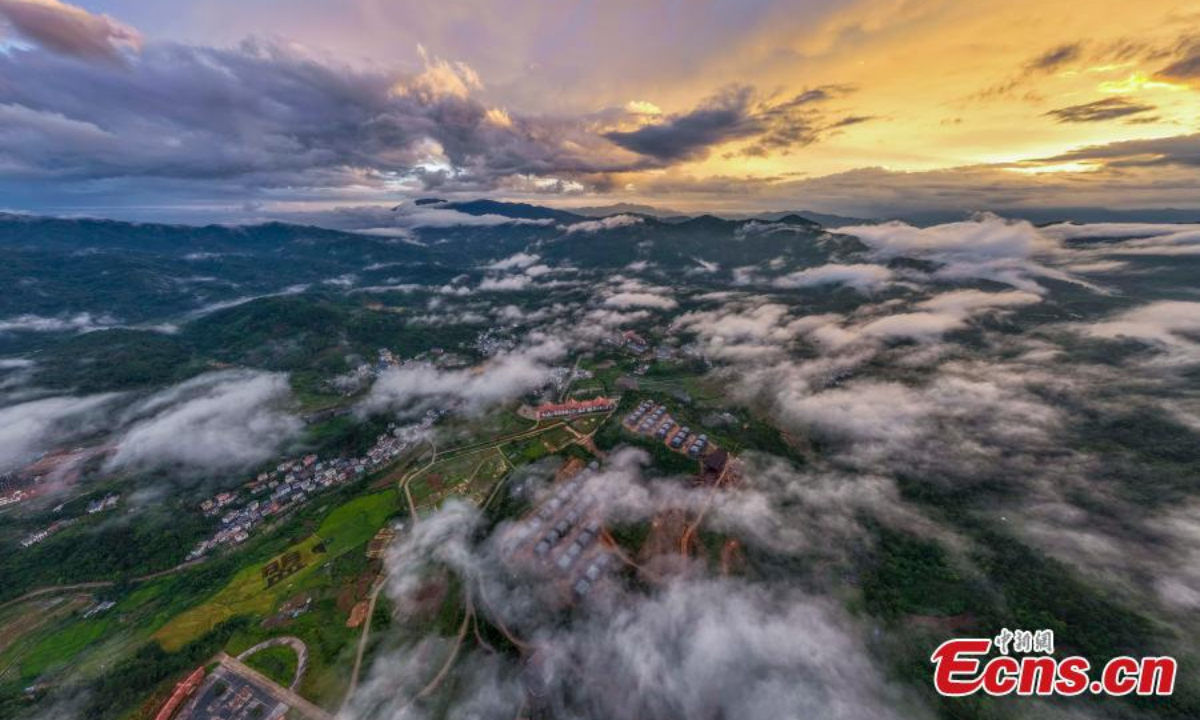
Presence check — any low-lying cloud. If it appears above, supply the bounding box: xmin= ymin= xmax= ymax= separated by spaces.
xmin=361 ymin=337 xmax=567 ymax=417
xmin=562 ymin=214 xmax=644 ymax=234
xmin=771 ymin=263 xmax=894 ymax=292
xmin=349 ymin=447 xmax=927 ymax=720
xmin=0 ymin=392 xmax=117 ymax=473
xmin=0 ymin=312 xmax=118 ymax=334
xmin=107 ymin=370 xmax=302 ymax=474
xmin=1081 ymin=301 xmax=1200 ymax=365
xmin=834 ymin=216 xmax=1082 ymax=292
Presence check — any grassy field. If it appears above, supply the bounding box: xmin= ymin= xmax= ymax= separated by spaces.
xmin=502 ymin=436 xmax=548 ymax=464
xmin=152 ymin=489 xmax=398 ymax=653
xmin=569 ymin=415 xmax=603 ymax=435
xmin=243 ymin=644 xmax=299 ymax=687
xmin=407 ymin=448 xmax=510 ymax=511
xmin=0 ymin=594 xmax=95 ymax=683
xmin=15 ymin=616 xmax=112 ymax=681
xmin=0 ymin=549 xmax=254 ymax=689
xmin=537 ymin=425 xmax=577 ymax=453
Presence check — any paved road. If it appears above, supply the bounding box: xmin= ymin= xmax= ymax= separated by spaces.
xmin=342 ymin=575 xmax=386 ymax=711
xmin=217 ymin=652 xmax=333 ymax=720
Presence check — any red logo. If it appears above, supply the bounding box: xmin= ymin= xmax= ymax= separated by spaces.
xmin=931 ymin=633 xmax=1176 ymax=697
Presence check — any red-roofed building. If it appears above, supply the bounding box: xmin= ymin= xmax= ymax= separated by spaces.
xmin=154 ymin=667 xmax=204 ymax=720
xmin=535 ymin=397 xmax=615 ymax=421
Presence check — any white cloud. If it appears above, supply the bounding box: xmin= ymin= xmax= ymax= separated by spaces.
xmin=603 ymin=291 xmax=677 ymax=310
xmin=392 ymin=45 xmax=483 ymax=101
xmin=776 ymin=365 xmax=1059 ymax=471
xmin=915 ymin=289 xmax=1042 ymax=315
xmin=853 ymin=312 xmax=968 ymax=342
xmin=350 ymin=453 xmax=924 ymax=720
xmin=322 ymin=273 xmax=358 ymax=287
xmin=0 ymin=312 xmax=117 ymax=334
xmin=772 ymin=263 xmax=894 ymax=292
xmin=1042 ymin=222 xmax=1200 ymax=258
xmin=1040 ymin=222 xmax=1200 ymax=241
xmin=834 ymin=215 xmax=1083 ymax=293
xmin=584 ymin=307 xmax=651 ymax=328
xmin=362 ymin=338 xmax=567 ymax=416
xmin=1082 ymin=301 xmax=1200 ymax=364
xmin=394 ymin=207 xmax=555 ymax=229
xmin=563 ymin=214 xmax=643 ymax=234
xmin=673 ymin=302 xmax=831 ymax=363
xmin=0 ymin=393 xmax=118 ymax=473
xmin=485 ymin=252 xmax=542 ymax=270
xmin=187 ymin=284 xmax=309 ymax=317
xmin=479 ymin=274 xmax=534 ymax=291
xmin=107 ymin=370 xmax=302 ymax=474
xmin=825 ymin=290 xmax=1040 ymax=347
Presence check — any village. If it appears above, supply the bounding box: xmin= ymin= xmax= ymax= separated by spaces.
xmin=186 ymin=408 xmax=446 ymax=561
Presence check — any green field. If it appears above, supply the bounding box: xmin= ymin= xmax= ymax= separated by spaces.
xmin=242 ymin=645 xmax=300 ymax=687
xmin=153 ymin=489 xmax=397 ymax=652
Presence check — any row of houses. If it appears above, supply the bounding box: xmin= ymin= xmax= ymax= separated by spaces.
xmin=504 ymin=460 xmax=616 ymax=601
xmin=624 ymin=400 xmax=734 ymax=485
xmin=19 ymin=518 xmax=75 ymax=548
xmin=186 ymin=410 xmax=445 ymax=561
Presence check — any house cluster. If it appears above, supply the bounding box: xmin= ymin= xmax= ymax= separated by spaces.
xmin=534 ymin=396 xmax=616 ymax=421
xmin=186 ymin=414 xmax=441 ymax=561
xmin=19 ymin=518 xmax=75 ymax=548
xmin=86 ymin=493 xmax=120 ymax=515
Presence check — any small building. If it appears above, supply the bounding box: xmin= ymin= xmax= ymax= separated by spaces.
xmin=701 ymin=449 xmax=730 ymax=485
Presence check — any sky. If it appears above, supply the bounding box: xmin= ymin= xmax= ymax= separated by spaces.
xmin=0 ymin=0 xmax=1197 ymax=221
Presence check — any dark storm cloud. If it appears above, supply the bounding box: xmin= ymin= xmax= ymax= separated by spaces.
xmin=739 ymin=87 xmax=874 ymax=158
xmin=1157 ymin=38 xmax=1200 ymax=81
xmin=975 ymin=38 xmax=1172 ymax=100
xmin=829 ymin=114 xmax=875 ymax=128
xmin=1036 ymin=131 xmax=1200 ymax=167
xmin=775 ymin=83 xmax=857 ymax=107
xmin=0 ymin=0 xmax=140 ymax=64
xmin=0 ymin=38 xmax=653 ymax=196
xmin=974 ymin=42 xmax=1085 ymax=99
xmin=1044 ymin=96 xmax=1158 ymax=123
xmin=1025 ymin=43 xmax=1083 ymax=72
xmin=604 ymin=85 xmax=762 ymax=161
xmin=605 ymin=84 xmax=869 ymax=162
xmin=0 ymin=24 xmax=867 ymax=205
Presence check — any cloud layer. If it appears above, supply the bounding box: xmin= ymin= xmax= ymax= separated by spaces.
xmin=107 ymin=370 xmax=302 ymax=474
